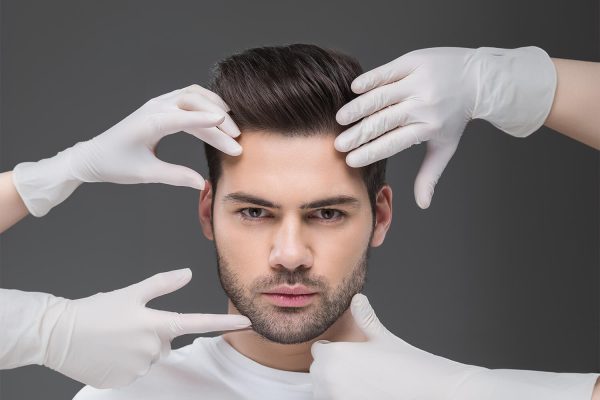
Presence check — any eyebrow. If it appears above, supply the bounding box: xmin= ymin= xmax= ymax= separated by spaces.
xmin=222 ymin=191 xmax=360 ymax=210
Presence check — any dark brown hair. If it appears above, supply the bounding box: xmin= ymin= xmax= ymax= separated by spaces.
xmin=204 ymin=44 xmax=387 ymax=219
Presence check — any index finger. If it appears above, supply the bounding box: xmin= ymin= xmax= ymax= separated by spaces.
xmin=155 ymin=311 xmax=252 ymax=340
xmin=179 ymin=85 xmax=241 ymax=138
xmin=351 ymin=53 xmax=417 ymax=94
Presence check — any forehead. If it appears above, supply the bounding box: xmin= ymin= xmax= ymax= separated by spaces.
xmin=217 ymin=131 xmax=366 ymax=202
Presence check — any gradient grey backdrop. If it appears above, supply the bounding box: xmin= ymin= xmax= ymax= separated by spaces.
xmin=1 ymin=0 xmax=599 ymax=399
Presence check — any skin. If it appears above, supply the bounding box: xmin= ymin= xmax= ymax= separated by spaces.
xmin=545 ymin=59 xmax=600 ymax=150
xmin=198 ymin=131 xmax=393 ymax=372
xmin=0 ymin=172 xmax=28 ymax=234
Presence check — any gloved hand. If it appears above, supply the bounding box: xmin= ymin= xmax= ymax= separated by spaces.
xmin=310 ymin=293 xmax=598 ymax=400
xmin=0 ymin=268 xmax=251 ymax=389
xmin=334 ymin=46 xmax=557 ymax=209
xmin=12 ymin=84 xmax=242 ymax=217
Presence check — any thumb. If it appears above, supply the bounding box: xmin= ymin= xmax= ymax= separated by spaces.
xmin=132 ymin=268 xmax=193 ymax=305
xmin=413 ymin=141 xmax=458 ymax=209
xmin=310 ymin=339 xmax=332 ymax=360
xmin=149 ymin=160 xmax=205 ymax=190
xmin=160 ymin=312 xmax=252 ymax=340
xmin=350 ymin=293 xmax=387 ymax=340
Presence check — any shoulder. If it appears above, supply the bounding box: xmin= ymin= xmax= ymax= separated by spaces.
xmin=72 ymin=337 xmax=218 ymax=400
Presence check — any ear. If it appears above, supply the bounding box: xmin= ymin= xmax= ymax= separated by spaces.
xmin=370 ymin=185 xmax=393 ymax=247
xmin=198 ymin=180 xmax=215 ymax=241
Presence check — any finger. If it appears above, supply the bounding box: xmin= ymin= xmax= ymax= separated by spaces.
xmin=350 ymin=293 xmax=386 ymax=340
xmin=181 ymin=84 xmax=231 ymax=112
xmin=148 ymin=159 xmax=206 ymax=190
xmin=132 ymin=268 xmax=193 ymax=305
xmin=185 ymin=125 xmax=242 ymax=156
xmin=176 ymin=92 xmax=240 ymax=138
xmin=156 ymin=312 xmax=252 ymax=340
xmin=336 ymin=80 xmax=412 ymax=126
xmin=335 ymin=100 xmax=415 ymax=152
xmin=310 ymin=339 xmax=333 ymax=359
xmin=414 ymin=140 xmax=459 ymax=209
xmin=345 ymin=123 xmax=427 ymax=167
xmin=351 ymin=53 xmax=417 ymax=94
xmin=154 ymin=88 xmax=184 ymax=101
xmin=149 ymin=110 xmax=225 ymax=141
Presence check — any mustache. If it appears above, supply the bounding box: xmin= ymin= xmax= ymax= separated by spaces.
xmin=252 ymin=269 xmax=328 ymax=291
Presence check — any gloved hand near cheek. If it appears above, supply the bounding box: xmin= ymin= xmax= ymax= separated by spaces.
xmin=334 ymin=47 xmax=557 ymax=209
xmin=0 ymin=268 xmax=251 ymax=389
xmin=310 ymin=294 xmax=598 ymax=400
xmin=12 ymin=84 xmax=242 ymax=217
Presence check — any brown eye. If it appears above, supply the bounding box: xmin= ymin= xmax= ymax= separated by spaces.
xmin=242 ymin=208 xmax=265 ymax=218
xmin=321 ymin=209 xmax=335 ymax=219
xmin=312 ymin=209 xmax=344 ymax=221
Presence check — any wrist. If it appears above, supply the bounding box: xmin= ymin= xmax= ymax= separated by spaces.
xmin=13 ymin=146 xmax=83 ymax=217
xmin=39 ymin=295 xmax=71 ymax=369
xmin=471 ymin=46 xmax=557 ymax=137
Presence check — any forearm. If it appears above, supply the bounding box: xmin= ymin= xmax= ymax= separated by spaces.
xmin=544 ymin=58 xmax=600 ymax=150
xmin=592 ymin=376 xmax=600 ymax=400
xmin=0 ymin=171 xmax=29 ymax=233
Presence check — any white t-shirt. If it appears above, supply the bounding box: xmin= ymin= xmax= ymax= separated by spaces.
xmin=72 ymin=335 xmax=314 ymax=400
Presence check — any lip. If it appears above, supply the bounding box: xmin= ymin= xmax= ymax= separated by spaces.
xmin=262 ymin=286 xmax=318 ymax=307
xmin=263 ymin=285 xmax=316 ymax=295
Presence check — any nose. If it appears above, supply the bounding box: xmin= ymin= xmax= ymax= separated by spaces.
xmin=268 ymin=215 xmax=313 ymax=273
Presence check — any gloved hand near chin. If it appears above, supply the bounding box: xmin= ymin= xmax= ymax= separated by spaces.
xmin=310 ymin=294 xmax=598 ymax=400
xmin=335 ymin=46 xmax=557 ymax=209
xmin=12 ymin=84 xmax=242 ymax=217
xmin=0 ymin=268 xmax=251 ymax=389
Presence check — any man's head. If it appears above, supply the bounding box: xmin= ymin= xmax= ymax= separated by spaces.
xmin=199 ymin=44 xmax=392 ymax=344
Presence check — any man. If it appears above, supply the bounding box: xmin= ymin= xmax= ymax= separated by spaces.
xmin=73 ymin=44 xmax=393 ymax=399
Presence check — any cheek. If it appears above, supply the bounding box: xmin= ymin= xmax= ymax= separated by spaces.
xmin=213 ymin=210 xmax=270 ymax=281
xmin=311 ymin=215 xmax=372 ymax=284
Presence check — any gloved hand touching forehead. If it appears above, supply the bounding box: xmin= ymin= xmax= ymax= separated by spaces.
xmin=12 ymin=84 xmax=242 ymax=217
xmin=334 ymin=47 xmax=557 ymax=209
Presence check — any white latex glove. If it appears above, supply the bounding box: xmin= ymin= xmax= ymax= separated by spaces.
xmin=334 ymin=46 xmax=557 ymax=209
xmin=13 ymin=84 xmax=242 ymax=217
xmin=0 ymin=268 xmax=251 ymax=389
xmin=310 ymin=293 xmax=598 ymax=400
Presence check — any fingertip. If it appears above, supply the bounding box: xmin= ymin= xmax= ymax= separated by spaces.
xmin=206 ymin=112 xmax=226 ymax=124
xmin=228 ymin=128 xmax=241 ymax=138
xmin=351 ymin=79 xmax=367 ymax=94
xmin=334 ymin=136 xmax=348 ymax=152
xmin=352 ymin=293 xmax=368 ymax=307
xmin=183 ymin=172 xmax=205 ymax=190
xmin=188 ymin=175 xmax=205 ymax=190
xmin=416 ymin=196 xmax=426 ymax=209
xmin=173 ymin=267 xmax=192 ymax=283
xmin=230 ymin=144 xmax=243 ymax=156
xmin=234 ymin=315 xmax=252 ymax=327
xmin=415 ymin=181 xmax=435 ymax=209
xmin=345 ymin=152 xmax=365 ymax=168
xmin=336 ymin=109 xmax=351 ymax=126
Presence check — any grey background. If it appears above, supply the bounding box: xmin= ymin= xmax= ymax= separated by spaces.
xmin=0 ymin=0 xmax=598 ymax=398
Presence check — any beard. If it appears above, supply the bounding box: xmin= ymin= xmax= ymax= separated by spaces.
xmin=214 ymin=242 xmax=370 ymax=344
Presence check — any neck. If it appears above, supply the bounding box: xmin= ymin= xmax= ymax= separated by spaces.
xmin=222 ymin=300 xmax=367 ymax=372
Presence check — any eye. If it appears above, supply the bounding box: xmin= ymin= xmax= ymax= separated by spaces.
xmin=310 ymin=209 xmax=345 ymax=222
xmin=239 ymin=207 xmax=270 ymax=220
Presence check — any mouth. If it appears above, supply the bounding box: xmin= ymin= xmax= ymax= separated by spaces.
xmin=262 ymin=285 xmax=318 ymax=307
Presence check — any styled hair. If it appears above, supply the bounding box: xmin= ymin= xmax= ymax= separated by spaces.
xmin=204 ymin=44 xmax=387 ymax=220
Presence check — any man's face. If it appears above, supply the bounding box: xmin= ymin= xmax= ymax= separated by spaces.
xmin=199 ymin=132 xmax=389 ymax=344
